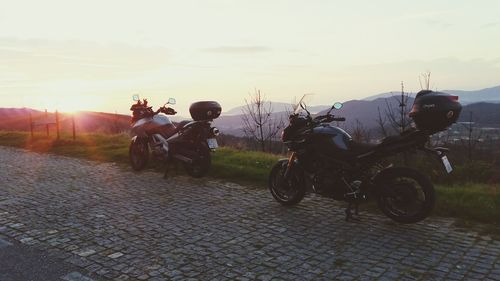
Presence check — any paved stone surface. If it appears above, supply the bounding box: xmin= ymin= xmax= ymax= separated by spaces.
xmin=62 ymin=271 xmax=97 ymax=281
xmin=0 ymin=236 xmax=12 ymax=248
xmin=0 ymin=146 xmax=499 ymax=280
xmin=0 ymin=234 xmax=100 ymax=281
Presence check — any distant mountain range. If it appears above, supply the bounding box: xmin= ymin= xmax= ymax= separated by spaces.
xmin=363 ymin=85 xmax=500 ymax=104
xmin=217 ymin=84 xmax=500 ymax=136
xmin=2 ymin=85 xmax=500 ymax=137
xmin=214 ymin=99 xmax=500 ymax=138
xmin=224 ymin=102 xmax=329 ymax=116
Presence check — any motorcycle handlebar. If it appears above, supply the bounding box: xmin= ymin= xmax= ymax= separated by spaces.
xmin=159 ymin=106 xmax=177 ymax=115
xmin=313 ymin=115 xmax=346 ymax=123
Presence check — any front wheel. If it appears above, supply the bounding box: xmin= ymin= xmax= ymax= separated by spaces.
xmin=129 ymin=139 xmax=149 ymax=171
xmin=269 ymin=160 xmax=306 ymax=206
xmin=376 ymin=167 xmax=435 ymax=224
xmin=184 ymin=144 xmax=211 ymax=178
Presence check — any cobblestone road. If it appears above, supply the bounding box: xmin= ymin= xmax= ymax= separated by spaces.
xmin=0 ymin=146 xmax=498 ymax=281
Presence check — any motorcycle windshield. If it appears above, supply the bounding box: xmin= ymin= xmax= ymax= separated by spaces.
xmin=293 ymin=94 xmax=314 ymax=114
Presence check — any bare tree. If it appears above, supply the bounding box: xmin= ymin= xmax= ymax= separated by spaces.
xmin=351 ymin=119 xmax=371 ymax=143
xmin=241 ymin=89 xmax=285 ymax=152
xmin=385 ymin=81 xmax=413 ymax=133
xmin=459 ymin=111 xmax=483 ymax=162
xmin=383 ymin=82 xmax=414 ymax=165
xmin=375 ymin=107 xmax=389 ymax=138
xmin=419 ymin=71 xmax=432 ymax=90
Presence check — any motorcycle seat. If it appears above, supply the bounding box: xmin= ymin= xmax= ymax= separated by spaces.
xmin=380 ymin=135 xmax=403 ymax=145
xmin=349 ymin=141 xmax=377 ymax=156
xmin=380 ymin=128 xmax=419 ymax=146
xmin=176 ymin=120 xmax=190 ymax=131
xmin=349 ymin=129 xmax=417 ymax=156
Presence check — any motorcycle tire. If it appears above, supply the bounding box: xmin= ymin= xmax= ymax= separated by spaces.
xmin=129 ymin=140 xmax=149 ymax=171
xmin=376 ymin=167 xmax=435 ymax=224
xmin=269 ymin=160 xmax=306 ymax=206
xmin=184 ymin=144 xmax=211 ymax=178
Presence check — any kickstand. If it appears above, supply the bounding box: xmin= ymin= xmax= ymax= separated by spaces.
xmin=163 ymin=162 xmax=169 ymax=179
xmin=345 ymin=202 xmax=361 ymax=222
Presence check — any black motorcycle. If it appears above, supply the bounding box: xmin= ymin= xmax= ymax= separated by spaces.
xmin=129 ymin=95 xmax=221 ymax=178
xmin=269 ymin=91 xmax=462 ymax=223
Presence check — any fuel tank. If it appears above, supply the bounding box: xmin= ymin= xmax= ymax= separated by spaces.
xmin=310 ymin=124 xmax=353 ymax=158
xmin=131 ymin=115 xmax=176 ymax=138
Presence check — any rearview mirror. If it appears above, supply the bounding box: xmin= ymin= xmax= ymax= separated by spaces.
xmin=133 ymin=94 xmax=140 ymax=101
xmin=167 ymin=98 xmax=176 ymax=105
xmin=333 ymin=102 xmax=343 ymax=110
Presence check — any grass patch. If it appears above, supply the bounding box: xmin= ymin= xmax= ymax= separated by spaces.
xmin=211 ymin=147 xmax=280 ymax=185
xmin=0 ymin=131 xmax=279 ymax=185
xmin=1 ymin=131 xmax=498 ymax=226
xmin=0 ymin=131 xmax=130 ymax=163
xmin=434 ymin=183 xmax=499 ymax=225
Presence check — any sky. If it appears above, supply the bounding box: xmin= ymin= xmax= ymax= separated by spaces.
xmin=1 ymin=0 xmax=500 ymax=115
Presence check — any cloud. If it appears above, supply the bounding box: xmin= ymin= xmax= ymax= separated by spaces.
xmin=391 ymin=9 xmax=455 ymax=23
xmin=0 ymin=38 xmax=170 ymax=81
xmin=202 ymin=46 xmax=271 ymax=54
xmin=480 ymin=22 xmax=499 ymax=29
xmin=425 ymin=19 xmax=453 ymax=28
xmin=337 ymin=57 xmax=500 ymax=96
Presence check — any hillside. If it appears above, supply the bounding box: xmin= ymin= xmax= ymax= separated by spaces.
xmin=3 ymin=100 xmax=499 ymax=138
xmin=0 ymin=109 xmax=132 ymax=134
xmin=2 ymin=84 xmax=500 ymax=137
xmin=456 ymin=102 xmax=500 ymax=127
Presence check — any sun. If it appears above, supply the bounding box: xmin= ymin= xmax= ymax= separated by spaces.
xmin=34 ymin=93 xmax=99 ymax=114
xmin=54 ymin=96 xmax=97 ymax=113
xmin=38 ymin=80 xmax=101 ymax=113
xmin=34 ymin=94 xmax=97 ymax=114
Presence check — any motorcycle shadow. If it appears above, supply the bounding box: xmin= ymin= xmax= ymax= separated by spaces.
xmin=258 ymin=195 xmax=436 ymax=238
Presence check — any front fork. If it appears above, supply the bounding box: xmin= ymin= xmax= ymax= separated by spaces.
xmin=283 ymin=152 xmax=297 ymax=179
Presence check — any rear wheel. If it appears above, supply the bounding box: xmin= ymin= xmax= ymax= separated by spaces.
xmin=269 ymin=161 xmax=306 ymax=206
xmin=129 ymin=140 xmax=149 ymax=171
xmin=376 ymin=167 xmax=435 ymax=224
xmin=184 ymin=143 xmax=211 ymax=178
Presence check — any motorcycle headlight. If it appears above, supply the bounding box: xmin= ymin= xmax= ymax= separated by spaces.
xmin=210 ymin=127 xmax=220 ymax=137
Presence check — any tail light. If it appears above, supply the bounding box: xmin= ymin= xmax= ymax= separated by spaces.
xmin=447 ymin=96 xmax=459 ymax=101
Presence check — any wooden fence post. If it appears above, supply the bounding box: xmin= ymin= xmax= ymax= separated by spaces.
xmin=45 ymin=109 xmax=49 ymax=137
xmin=72 ymin=115 xmax=76 ymax=140
xmin=29 ymin=112 xmax=34 ymax=139
xmin=55 ymin=110 xmax=60 ymax=140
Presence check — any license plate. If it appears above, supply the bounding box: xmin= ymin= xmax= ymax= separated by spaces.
xmin=441 ymin=156 xmax=453 ymax=173
xmin=207 ymin=138 xmax=218 ymax=149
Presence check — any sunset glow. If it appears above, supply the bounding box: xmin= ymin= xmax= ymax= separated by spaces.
xmin=1 ymin=0 xmax=499 ymax=115
xmin=23 ymin=90 xmax=102 ymax=113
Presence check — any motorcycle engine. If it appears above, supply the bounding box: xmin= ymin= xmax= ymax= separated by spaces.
xmin=151 ymin=141 xmax=169 ymax=159
xmin=312 ymin=169 xmax=351 ymax=200
xmin=314 ymin=172 xmax=365 ymax=200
